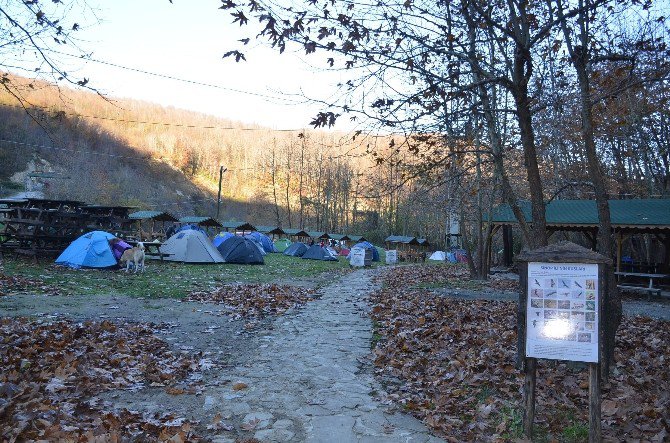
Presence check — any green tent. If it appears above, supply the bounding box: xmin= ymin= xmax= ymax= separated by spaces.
xmin=274 ymin=238 xmax=292 ymax=252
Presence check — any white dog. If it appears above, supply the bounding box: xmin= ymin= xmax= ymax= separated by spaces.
xmin=120 ymin=242 xmax=145 ymax=273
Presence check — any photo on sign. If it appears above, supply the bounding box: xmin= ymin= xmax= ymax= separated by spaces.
xmin=544 ymin=299 xmax=557 ymax=309
xmin=586 ymin=301 xmax=596 ymax=311
xmin=571 ymin=290 xmax=584 ymax=299
xmin=585 ymin=312 xmax=596 ymax=322
xmin=557 ymin=300 xmax=571 ymax=310
xmin=571 ymin=301 xmax=585 ymax=310
xmin=578 ymin=333 xmax=591 ymax=343
xmin=531 ymin=299 xmax=543 ymax=308
xmin=585 ymin=279 xmax=595 ymax=289
xmin=586 ymin=291 xmax=596 ymax=300
xmin=571 ymin=311 xmax=585 ymax=322
xmin=531 ymin=288 xmax=544 ymax=297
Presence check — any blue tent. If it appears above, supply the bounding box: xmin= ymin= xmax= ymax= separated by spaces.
xmin=55 ymin=231 xmax=118 ymax=269
xmin=353 ymin=241 xmax=380 ymax=261
xmin=216 ymin=236 xmax=264 ymax=264
xmin=245 ymin=231 xmax=278 ymax=253
xmin=301 ymin=245 xmax=338 ymax=261
xmin=213 ymin=232 xmax=235 ymax=248
xmin=284 ymin=242 xmax=308 ymax=257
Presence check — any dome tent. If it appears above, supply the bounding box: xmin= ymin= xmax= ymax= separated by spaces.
xmin=283 ymin=242 xmax=308 ymax=257
xmin=429 ymin=251 xmax=447 ymax=261
xmin=55 ymin=231 xmax=118 ymax=269
xmin=162 ymin=230 xmax=224 ymax=263
xmin=274 ymin=238 xmax=292 ymax=252
xmin=245 ymin=231 xmax=278 ymax=253
xmin=213 ymin=232 xmax=235 ymax=248
xmin=301 ymin=245 xmax=338 ymax=261
xmin=216 ymin=236 xmax=265 ymax=264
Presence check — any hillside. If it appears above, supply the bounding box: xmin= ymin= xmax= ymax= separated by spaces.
xmin=0 ymin=74 xmax=374 ymax=230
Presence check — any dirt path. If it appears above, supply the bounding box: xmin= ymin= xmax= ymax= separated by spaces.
xmin=0 ymin=270 xmax=442 ymax=442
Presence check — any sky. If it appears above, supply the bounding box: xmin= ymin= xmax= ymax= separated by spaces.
xmin=61 ymin=0 xmax=345 ymax=130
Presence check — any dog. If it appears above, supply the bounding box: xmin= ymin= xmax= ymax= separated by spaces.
xmin=120 ymin=242 xmax=145 ymax=273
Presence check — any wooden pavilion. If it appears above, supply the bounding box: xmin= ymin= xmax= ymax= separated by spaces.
xmin=128 ymin=211 xmax=179 ymax=241
xmin=220 ymin=221 xmax=256 ymax=235
xmin=490 ymin=199 xmax=670 ymax=274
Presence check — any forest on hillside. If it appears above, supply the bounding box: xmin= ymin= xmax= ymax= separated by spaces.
xmin=0 ymin=74 xmax=447 ymax=243
xmin=1 ymin=57 xmax=669 ymax=250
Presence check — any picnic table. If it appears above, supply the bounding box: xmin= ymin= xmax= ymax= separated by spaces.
xmin=615 ymin=272 xmax=669 ymax=297
xmin=126 ymin=240 xmax=172 ymax=261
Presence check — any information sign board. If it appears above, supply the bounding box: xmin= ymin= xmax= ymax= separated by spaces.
xmin=525 ymin=262 xmax=599 ymax=363
xmin=386 ymin=250 xmax=397 ymax=264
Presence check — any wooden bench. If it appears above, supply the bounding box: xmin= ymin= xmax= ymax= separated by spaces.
xmin=615 ymin=272 xmax=668 ymax=298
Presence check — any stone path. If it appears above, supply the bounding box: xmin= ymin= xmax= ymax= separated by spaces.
xmin=207 ymin=269 xmax=442 ymax=442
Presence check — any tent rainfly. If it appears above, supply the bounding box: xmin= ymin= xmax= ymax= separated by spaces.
xmin=161 ymin=230 xmax=224 ymax=263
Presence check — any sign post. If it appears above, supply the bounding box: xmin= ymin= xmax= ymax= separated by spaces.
xmin=386 ymin=249 xmax=398 ymax=264
xmin=516 ymin=242 xmax=610 ymax=442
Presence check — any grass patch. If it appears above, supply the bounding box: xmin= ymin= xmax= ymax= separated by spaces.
xmin=562 ymin=422 xmax=589 ymax=443
xmin=2 ymin=254 xmax=352 ymax=299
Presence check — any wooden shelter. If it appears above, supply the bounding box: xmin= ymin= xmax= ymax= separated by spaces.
xmin=220 ymin=221 xmax=256 ymax=235
xmin=128 ymin=211 xmax=178 ymax=241
xmin=255 ymin=225 xmax=286 ymax=239
xmin=491 ymin=199 xmax=670 ymax=274
xmin=283 ymin=228 xmax=310 ymax=243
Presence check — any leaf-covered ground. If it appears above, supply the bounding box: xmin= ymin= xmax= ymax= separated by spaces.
xmin=187 ymin=283 xmax=317 ymax=319
xmin=371 ymin=265 xmax=670 ymax=442
xmin=0 ymin=318 xmax=206 ymax=442
xmin=0 ymin=272 xmax=60 ymax=296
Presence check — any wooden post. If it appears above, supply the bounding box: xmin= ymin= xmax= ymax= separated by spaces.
xmin=216 ymin=166 xmax=226 ymax=220
xmin=523 ymin=357 xmax=537 ymax=438
xmin=616 ymin=231 xmax=622 ymax=273
xmin=589 ymin=363 xmax=602 ymax=443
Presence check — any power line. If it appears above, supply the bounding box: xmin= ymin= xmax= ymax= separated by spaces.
xmin=44 ymin=47 xmax=302 ymax=104
xmin=0 ymin=102 xmax=308 ymax=132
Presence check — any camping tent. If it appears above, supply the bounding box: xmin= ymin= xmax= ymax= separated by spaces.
xmin=216 ymin=236 xmax=265 ymax=264
xmin=284 ymin=242 xmax=308 ymax=257
xmin=301 ymin=245 xmax=338 ymax=261
xmin=352 ymin=241 xmax=380 ymax=261
xmin=244 ymin=236 xmax=267 ymax=256
xmin=246 ymin=231 xmax=278 ymax=253
xmin=162 ymin=230 xmax=224 ymax=263
xmin=55 ymin=231 xmax=118 ymax=269
xmin=176 ymin=224 xmax=207 ymax=235
xmin=429 ymin=251 xmax=447 ymax=261
xmin=212 ymin=232 xmax=235 ymax=248
xmin=274 ymin=238 xmax=292 ymax=252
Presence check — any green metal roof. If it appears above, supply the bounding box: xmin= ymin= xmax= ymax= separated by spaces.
xmin=385 ymin=235 xmax=419 ymax=244
xmin=129 ymin=211 xmax=178 ymax=222
xmin=329 ymin=234 xmax=349 ymax=241
xmin=220 ymin=221 xmax=256 ymax=231
xmin=256 ymin=225 xmax=285 ymax=235
xmin=284 ymin=229 xmax=310 ymax=238
xmin=491 ymin=199 xmax=670 ymax=228
xmin=348 ymin=235 xmax=366 ymax=242
xmin=179 ymin=216 xmax=222 ymax=227
xmin=307 ymin=231 xmax=328 ymax=239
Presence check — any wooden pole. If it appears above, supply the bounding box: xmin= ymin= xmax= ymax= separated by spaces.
xmin=523 ymin=357 xmax=537 ymax=439
xmin=216 ymin=166 xmax=227 ymax=220
xmin=589 ymin=363 xmax=602 ymax=443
